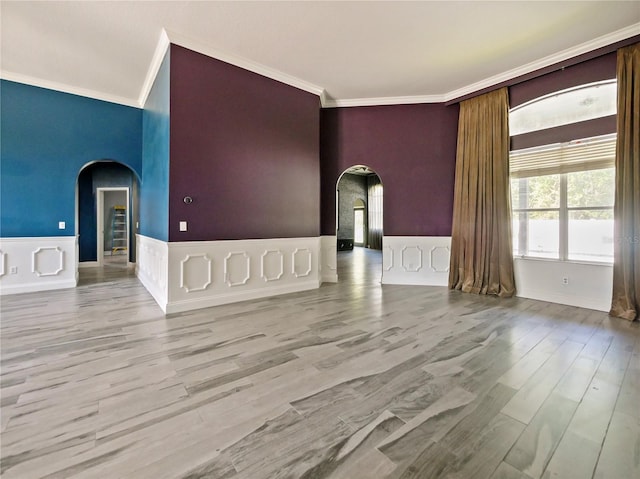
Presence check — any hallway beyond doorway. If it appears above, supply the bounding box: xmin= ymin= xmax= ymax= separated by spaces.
xmin=337 ymin=247 xmax=382 ymax=285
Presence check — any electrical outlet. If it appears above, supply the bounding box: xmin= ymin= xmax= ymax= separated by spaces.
xmin=58 ymin=221 xmax=66 ymax=229
xmin=179 ymin=221 xmax=187 ymax=232
xmin=562 ymin=277 xmax=569 ymax=285
xmin=10 ymin=266 xmax=18 ymax=274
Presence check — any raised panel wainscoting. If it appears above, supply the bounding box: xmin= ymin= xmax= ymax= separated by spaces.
xmin=382 ymin=236 xmax=452 ymax=286
xmin=0 ymin=236 xmax=77 ymax=295
xmin=137 ymin=235 xmax=321 ymax=314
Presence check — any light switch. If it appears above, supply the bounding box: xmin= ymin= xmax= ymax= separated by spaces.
xmin=58 ymin=221 xmax=66 ymax=229
xmin=179 ymin=221 xmax=187 ymax=232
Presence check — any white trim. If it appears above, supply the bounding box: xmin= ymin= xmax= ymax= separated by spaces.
xmin=382 ymin=236 xmax=451 ymax=286
xmin=78 ymin=261 xmax=99 ymax=268
xmin=0 ymin=70 xmax=139 ymax=108
xmin=165 ymin=279 xmax=320 ymax=315
xmin=138 ymin=29 xmax=171 ymax=107
xmin=323 ymin=23 xmax=640 ymax=108
xmin=2 ymin=23 xmax=637 ymax=109
xmin=320 ymin=236 xmax=338 ymax=283
xmin=0 ymin=236 xmax=77 ymax=295
xmin=137 ymin=235 xmax=322 ymax=314
xmin=323 ymin=94 xmax=447 ymax=108
xmin=442 ymin=23 xmax=640 ymax=103
xmin=164 ymin=29 xmax=326 ymax=100
xmin=514 ymin=257 xmax=612 ymax=312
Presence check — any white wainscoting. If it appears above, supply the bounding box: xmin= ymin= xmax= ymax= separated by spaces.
xmin=0 ymin=236 xmax=77 ymax=295
xmin=136 ymin=235 xmax=322 ymax=314
xmin=136 ymin=235 xmax=169 ymax=310
xmin=514 ymin=258 xmax=613 ymax=312
xmin=320 ymin=236 xmax=338 ymax=283
xmin=381 ymin=236 xmax=451 ymax=287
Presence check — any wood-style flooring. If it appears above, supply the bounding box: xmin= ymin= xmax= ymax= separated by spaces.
xmin=1 ymin=248 xmax=638 ymax=478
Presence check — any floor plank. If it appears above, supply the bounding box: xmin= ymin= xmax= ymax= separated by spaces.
xmin=1 ymin=248 xmax=638 ymax=478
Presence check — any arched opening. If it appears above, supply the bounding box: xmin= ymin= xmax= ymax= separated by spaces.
xmin=76 ymin=161 xmax=140 ymax=283
xmin=336 ymin=165 xmax=383 ymax=285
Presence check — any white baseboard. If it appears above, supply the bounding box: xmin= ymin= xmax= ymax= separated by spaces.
xmin=78 ymin=261 xmax=99 ymax=268
xmin=166 ymin=279 xmax=320 ymax=314
xmin=381 ymin=236 xmax=451 ymax=287
xmin=0 ymin=236 xmax=78 ymax=295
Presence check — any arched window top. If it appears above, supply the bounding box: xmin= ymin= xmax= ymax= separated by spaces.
xmin=510 ymin=80 xmax=616 ymax=136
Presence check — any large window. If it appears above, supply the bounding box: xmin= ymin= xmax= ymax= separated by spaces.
xmin=509 ymin=81 xmax=616 ymax=264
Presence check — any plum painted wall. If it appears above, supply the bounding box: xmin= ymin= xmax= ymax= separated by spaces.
xmin=0 ymin=80 xmax=142 ymax=237
xmin=168 ymin=44 xmax=320 ymax=241
xmin=320 ymin=103 xmax=459 ymax=237
xmin=140 ymin=50 xmax=171 ymax=242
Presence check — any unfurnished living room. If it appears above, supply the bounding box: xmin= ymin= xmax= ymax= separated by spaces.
xmin=1 ymin=2 xmax=639 ymax=478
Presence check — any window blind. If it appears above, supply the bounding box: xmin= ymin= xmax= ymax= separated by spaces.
xmin=510 ymin=134 xmax=616 ymax=178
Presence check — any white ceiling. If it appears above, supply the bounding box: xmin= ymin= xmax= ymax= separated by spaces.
xmin=1 ymin=1 xmax=639 ymax=108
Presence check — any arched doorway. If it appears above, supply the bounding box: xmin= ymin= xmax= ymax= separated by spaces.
xmin=76 ymin=161 xmax=140 ymax=281
xmin=336 ymin=165 xmax=383 ymax=284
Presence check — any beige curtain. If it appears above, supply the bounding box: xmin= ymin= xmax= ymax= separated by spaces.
xmin=449 ymin=88 xmax=515 ymax=297
xmin=610 ymin=43 xmax=640 ymax=321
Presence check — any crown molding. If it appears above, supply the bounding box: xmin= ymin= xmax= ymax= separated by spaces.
xmin=138 ymin=29 xmax=170 ymax=107
xmin=2 ymin=22 xmax=637 ymax=110
xmin=443 ymin=22 xmax=640 ymax=103
xmin=163 ymin=29 xmax=326 ymax=100
xmin=323 ymin=94 xmax=447 ymax=108
xmin=0 ymin=70 xmax=139 ymax=108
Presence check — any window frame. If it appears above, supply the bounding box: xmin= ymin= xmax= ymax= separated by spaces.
xmin=511 ymin=168 xmax=614 ymax=263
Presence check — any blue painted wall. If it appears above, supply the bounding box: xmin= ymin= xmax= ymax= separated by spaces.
xmin=140 ymin=50 xmax=170 ymax=241
xmin=0 ymin=80 xmax=142 ymax=237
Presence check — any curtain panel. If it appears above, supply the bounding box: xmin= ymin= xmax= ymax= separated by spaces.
xmin=448 ymin=88 xmax=516 ymax=297
xmin=610 ymin=43 xmax=640 ymax=321
xmin=367 ymin=175 xmax=383 ymax=250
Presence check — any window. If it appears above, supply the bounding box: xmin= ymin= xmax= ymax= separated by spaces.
xmin=510 ymin=80 xmax=617 ymax=135
xmin=509 ymin=79 xmax=616 ymax=264
xmin=511 ymin=135 xmax=615 ymax=263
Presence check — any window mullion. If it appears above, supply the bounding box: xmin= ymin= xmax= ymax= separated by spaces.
xmin=559 ymin=174 xmax=568 ymax=260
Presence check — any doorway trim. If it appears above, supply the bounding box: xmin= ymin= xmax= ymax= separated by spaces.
xmin=96 ymin=187 xmax=130 ymax=267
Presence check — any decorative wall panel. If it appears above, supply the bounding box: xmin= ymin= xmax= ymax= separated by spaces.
xmin=32 ymin=247 xmax=64 ymax=277
xmin=0 ymin=237 xmax=77 ymax=295
xmin=383 ymin=246 xmax=394 ymax=272
xmin=401 ymin=246 xmax=422 ymax=272
xmin=293 ymin=248 xmax=312 ymax=278
xmin=161 ymin=237 xmax=321 ymax=314
xmin=261 ymin=250 xmax=284 ymax=282
xmin=320 ymin=236 xmax=337 ymax=283
xmin=382 ymin=236 xmax=451 ymax=287
xmin=180 ymin=254 xmax=212 ymax=292
xmin=225 ymin=252 xmax=250 ymax=287
xmin=430 ymin=246 xmax=450 ymax=273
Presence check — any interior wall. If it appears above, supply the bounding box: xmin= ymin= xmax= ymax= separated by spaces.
xmin=140 ymin=49 xmax=170 ymax=242
xmin=0 ymin=80 xmax=142 ymax=238
xmin=168 ymin=44 xmax=321 ymax=242
xmin=320 ymin=103 xmax=459 ymax=237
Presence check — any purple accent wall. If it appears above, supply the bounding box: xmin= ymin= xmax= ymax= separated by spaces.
xmin=320 ymin=103 xmax=459 ymax=237
xmin=169 ymin=44 xmax=320 ymax=241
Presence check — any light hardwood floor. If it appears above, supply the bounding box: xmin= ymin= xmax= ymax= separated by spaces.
xmin=1 ymin=248 xmax=638 ymax=478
